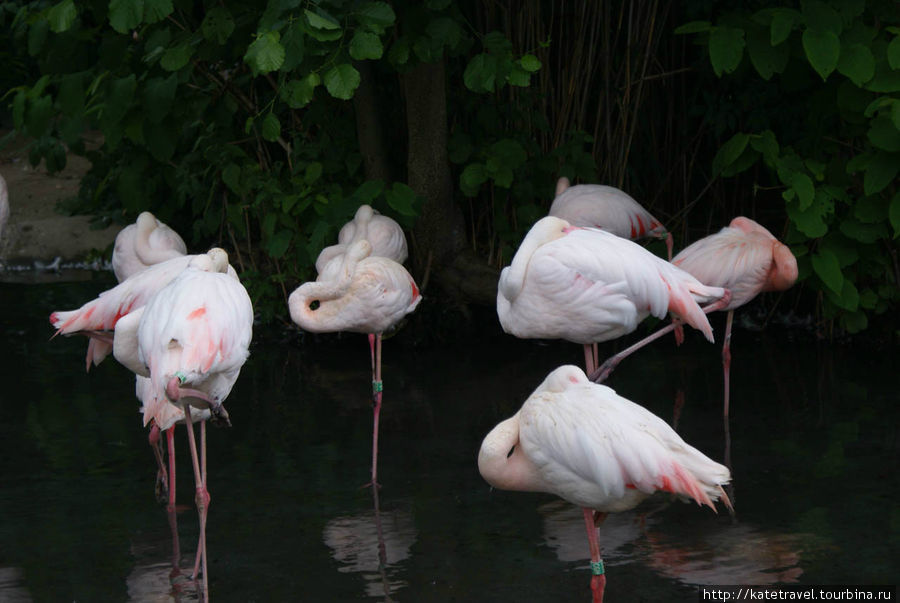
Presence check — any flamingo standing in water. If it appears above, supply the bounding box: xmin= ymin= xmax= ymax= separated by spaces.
xmin=497 ymin=216 xmax=730 ymax=377
xmin=478 ymin=364 xmax=732 ymax=603
xmin=113 ymin=263 xmax=253 ymax=599
xmin=672 ymin=217 xmax=798 ymax=417
xmin=550 ymin=177 xmax=673 ymax=260
xmin=289 ymin=240 xmax=421 ymax=487
xmin=108 ymin=212 xmax=189 ymax=504
xmin=315 ymin=205 xmax=408 ymax=275
xmin=112 ymin=211 xmax=188 ymax=282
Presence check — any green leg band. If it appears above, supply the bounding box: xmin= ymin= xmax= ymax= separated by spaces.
xmin=174 ymin=371 xmax=187 ymax=384
xmin=372 ymin=380 xmax=383 ymax=394
xmin=591 ymin=560 xmax=605 ymax=576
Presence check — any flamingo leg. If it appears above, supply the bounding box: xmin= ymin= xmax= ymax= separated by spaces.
xmin=149 ymin=422 xmax=168 ymax=504
xmin=589 ymin=290 xmax=732 ymax=383
xmin=180 ymin=403 xmax=209 ymax=599
xmin=167 ymin=427 xmax=177 ymax=511
xmin=722 ymin=309 xmax=734 ymax=418
xmin=582 ymin=508 xmax=607 ymax=603
xmin=370 ymin=333 xmax=384 ymax=488
xmin=583 ymin=344 xmax=596 ymax=375
xmin=368 ymin=333 xmax=376 ymax=381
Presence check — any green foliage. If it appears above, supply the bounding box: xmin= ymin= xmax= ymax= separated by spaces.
xmin=680 ymin=0 xmax=900 ymax=335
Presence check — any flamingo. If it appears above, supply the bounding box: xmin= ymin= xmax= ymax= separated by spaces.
xmin=112 ymin=211 xmax=188 ymax=282
xmin=113 ymin=264 xmax=253 ymax=599
xmin=315 ymin=204 xmax=408 ymax=275
xmin=672 ymin=217 xmax=798 ymax=417
xmin=478 ymin=364 xmax=732 ymax=603
xmin=497 ymin=216 xmax=730 ymax=377
xmin=289 ymin=239 xmax=421 ymax=487
xmin=550 ymin=177 xmax=673 ymax=260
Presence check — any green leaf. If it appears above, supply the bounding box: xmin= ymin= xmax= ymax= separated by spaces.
xmin=508 ymin=64 xmax=531 ymax=87
xmin=859 ymin=288 xmax=878 ymax=309
xmin=427 ymin=17 xmax=463 ymax=51
xmin=350 ymin=30 xmax=383 ymax=60
xmin=840 ymin=310 xmax=867 ymax=333
xmin=801 ymin=0 xmax=842 ymax=35
xmin=786 ymin=190 xmax=832 ymax=237
xmin=222 ymin=163 xmax=242 ymax=193
xmin=674 ymin=21 xmax=711 ymax=35
xmin=47 ymin=0 xmax=77 ymax=33
xmin=355 ymin=2 xmax=395 ymax=28
xmin=464 ymin=54 xmax=493 ymax=92
xmin=160 ymin=43 xmax=193 ymax=71
xmin=280 ymin=23 xmax=305 ymax=70
xmin=811 ymin=248 xmax=843 ymax=294
xmin=709 ymin=26 xmax=745 ymax=76
xmin=520 ymin=54 xmax=542 ymax=72
xmin=770 ymin=9 xmax=799 ymax=45
xmin=267 ymin=230 xmax=293 ymax=258
xmin=26 ymin=96 xmax=53 ymax=137
xmin=142 ymin=74 xmax=177 ymax=123
xmin=304 ymin=162 xmax=323 ymax=184
xmin=145 ymin=122 xmax=176 ymax=161
xmin=261 ymin=113 xmax=281 ymax=142
xmin=863 ymin=152 xmax=900 ymax=195
xmin=747 ymin=24 xmax=789 ymax=80
xmin=388 ymin=37 xmax=410 ymax=66
xmin=791 ymin=171 xmax=815 ymax=209
xmin=749 ymin=130 xmax=780 ymax=165
xmin=853 ymin=195 xmax=887 ymax=223
xmin=245 ymin=32 xmax=285 ymax=74
xmin=802 ymin=29 xmax=840 ymax=81
xmin=143 ymin=0 xmax=173 ymax=24
xmin=102 ymin=75 xmax=137 ymax=127
xmin=282 ymin=74 xmax=318 ymax=109
xmin=889 ymin=191 xmax=900 ymax=238
xmin=713 ymin=133 xmax=750 ymax=175
xmin=837 ymin=43 xmax=874 ymax=86
xmin=58 ymin=72 xmax=84 ymax=116
xmin=305 ymin=8 xmax=340 ymax=30
xmin=827 ymin=279 xmax=859 ymax=311
xmin=201 ymin=7 xmax=235 ymax=44
xmin=323 ymin=64 xmax=360 ymax=100
xmin=839 ymin=217 xmax=886 ymax=243
xmin=460 ymin=162 xmax=487 ymax=197
xmin=888 ymin=35 xmax=900 ymax=70
xmin=27 ymin=18 xmax=48 ymax=56
xmin=385 ymin=183 xmax=418 ymax=216
xmin=109 ymin=0 xmax=143 ymax=33
xmin=893 ymin=100 xmax=900 ymax=130
xmin=867 ymin=116 xmax=900 ymax=152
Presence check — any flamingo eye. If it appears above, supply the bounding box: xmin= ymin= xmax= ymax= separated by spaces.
xmin=309 ymin=300 xmax=320 ymax=311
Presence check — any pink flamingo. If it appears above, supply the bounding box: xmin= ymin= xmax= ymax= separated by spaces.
xmin=497 ymin=216 xmax=730 ymax=377
xmin=315 ymin=205 xmax=408 ymax=275
xmin=113 ymin=263 xmax=253 ymax=600
xmin=289 ymin=240 xmax=421 ymax=487
xmin=478 ymin=365 xmax=732 ymax=603
xmin=550 ymin=177 xmax=673 ymax=259
xmin=112 ymin=211 xmax=187 ymax=282
xmin=672 ymin=217 xmax=798 ymax=417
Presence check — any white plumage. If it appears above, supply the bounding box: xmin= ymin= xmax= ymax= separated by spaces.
xmin=112 ymin=211 xmax=187 ymax=282
xmin=315 ymin=204 xmax=408 ymax=275
xmin=497 ymin=216 xmax=724 ymax=345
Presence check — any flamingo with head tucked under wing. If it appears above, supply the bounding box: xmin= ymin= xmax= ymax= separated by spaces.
xmin=113 ymin=211 xmax=187 ymax=282
xmin=478 ymin=364 xmax=732 ymax=603
xmin=672 ymin=216 xmax=798 ymax=417
xmin=315 ymin=205 xmax=408 ymax=275
xmin=289 ymin=239 xmax=421 ymax=487
xmin=497 ymin=216 xmax=730 ymax=378
xmin=550 ymin=177 xmax=673 ymax=259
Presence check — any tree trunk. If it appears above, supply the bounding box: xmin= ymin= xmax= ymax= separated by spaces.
xmin=353 ymin=61 xmax=393 ymax=183
xmin=402 ymin=60 xmax=497 ymax=306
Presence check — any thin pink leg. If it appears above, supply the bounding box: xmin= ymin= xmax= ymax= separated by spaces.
xmin=167 ymin=427 xmax=176 ymax=511
xmin=368 ymin=333 xmax=376 ymax=380
xmin=149 ymin=423 xmax=168 ymax=504
xmin=582 ymin=508 xmax=607 ymax=603
xmin=722 ymin=309 xmax=734 ymax=418
xmin=583 ymin=344 xmax=594 ymax=374
xmin=370 ymin=333 xmax=383 ymax=488
xmin=181 ymin=404 xmax=209 ymax=599
xmin=589 ymin=289 xmax=732 ymax=383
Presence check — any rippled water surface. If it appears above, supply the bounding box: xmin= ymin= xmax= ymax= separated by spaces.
xmin=0 ymin=272 xmax=896 ymax=602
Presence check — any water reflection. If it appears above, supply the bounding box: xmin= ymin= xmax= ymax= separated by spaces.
xmin=539 ymin=500 xmax=646 ymax=566
xmin=323 ymin=498 xmax=416 ymax=599
xmin=0 ymin=567 xmax=32 ymax=603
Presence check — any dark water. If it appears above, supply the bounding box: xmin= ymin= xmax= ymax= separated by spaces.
xmin=0 ymin=273 xmax=897 ymax=602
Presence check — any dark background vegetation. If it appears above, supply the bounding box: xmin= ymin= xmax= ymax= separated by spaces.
xmin=1 ymin=0 xmax=898 ymax=341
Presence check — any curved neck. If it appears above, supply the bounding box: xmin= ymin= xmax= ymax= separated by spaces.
xmin=477 ymin=415 xmax=546 ymax=492
xmin=288 ymin=247 xmax=365 ymax=327
xmin=500 ymin=218 xmax=568 ymax=302
xmin=134 ymin=218 xmax=181 ymax=265
xmin=765 ymin=242 xmax=798 ymax=292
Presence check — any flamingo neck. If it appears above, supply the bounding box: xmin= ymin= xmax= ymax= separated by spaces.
xmin=500 ymin=217 xmax=570 ymax=302
xmin=477 ymin=416 xmax=547 ymax=492
xmin=134 ymin=216 xmax=181 ymax=265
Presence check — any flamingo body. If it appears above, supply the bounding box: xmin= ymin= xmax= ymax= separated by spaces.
xmin=50 ymin=249 xmax=232 ymax=341
xmin=315 ymin=205 xmax=408 ymax=275
xmin=112 ymin=211 xmax=187 ymax=282
xmin=478 ymin=365 xmax=732 ymax=512
xmin=550 ymin=178 xmax=668 ymax=244
xmin=292 ymin=240 xmax=420 ymax=335
xmin=497 ymin=217 xmax=724 ymax=346
xmin=672 ymin=217 xmax=798 ymax=309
